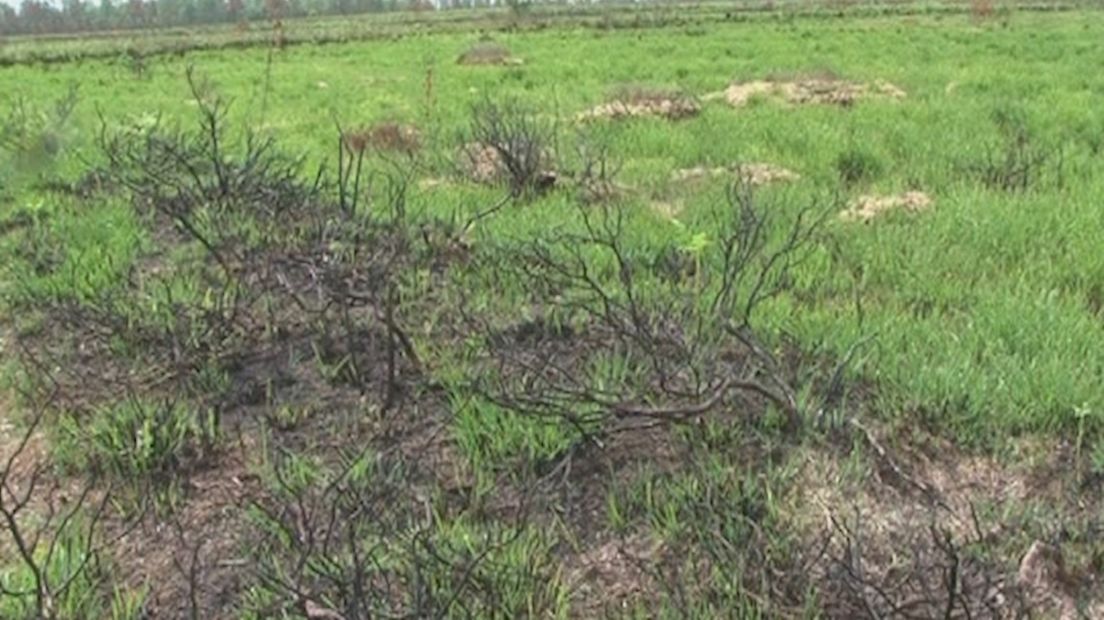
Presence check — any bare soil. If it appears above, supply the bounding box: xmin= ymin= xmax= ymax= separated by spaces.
xmin=796 ymin=427 xmax=1104 ymax=618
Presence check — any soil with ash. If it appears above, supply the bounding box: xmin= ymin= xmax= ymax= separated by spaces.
xmin=839 ymin=190 xmax=932 ymax=222
xmin=563 ymin=531 xmax=668 ymax=615
xmin=797 ymin=424 xmax=1104 ymax=619
xmin=534 ymin=423 xmax=690 ymax=615
xmin=109 ymin=445 xmax=264 ymax=618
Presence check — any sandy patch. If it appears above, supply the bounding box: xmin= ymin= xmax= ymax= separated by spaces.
xmin=458 ymin=142 xmax=505 ymax=184
xmin=578 ymin=179 xmax=633 ymax=204
xmin=648 ymin=200 xmax=684 ymax=220
xmin=417 ymin=177 xmax=453 ymax=190
xmin=456 ymin=141 xmax=557 ymax=190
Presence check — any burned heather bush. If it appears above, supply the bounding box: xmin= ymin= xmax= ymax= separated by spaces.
xmin=86 ymin=69 xmax=436 ymax=408
xmin=245 ymin=448 xmax=565 ymax=619
xmin=966 ymin=111 xmax=1060 ymax=193
xmin=9 ymin=68 xmax=451 ymax=496
xmin=816 ymin=508 xmax=1030 ymax=619
xmin=461 ymin=97 xmax=558 ymax=197
xmin=0 ymin=384 xmax=146 ymax=620
xmin=2 ymin=69 xmax=501 ymax=616
xmin=460 ymin=178 xmax=834 ymax=449
xmin=569 ymin=135 xmax=628 ymax=205
xmin=99 ymin=69 xmax=326 ymax=261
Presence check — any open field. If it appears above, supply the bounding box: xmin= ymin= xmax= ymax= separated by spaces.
xmin=2 ymin=4 xmax=1104 ymax=618
xmin=0 ymin=0 xmax=1091 ymax=65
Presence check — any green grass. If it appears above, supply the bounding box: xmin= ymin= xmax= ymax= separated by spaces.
xmin=0 ymin=517 xmax=147 ymax=620
xmin=4 ymin=5 xmax=1104 ymax=616
xmin=54 ymin=397 xmax=219 ymax=483
xmin=7 ymin=7 xmax=1104 ymax=441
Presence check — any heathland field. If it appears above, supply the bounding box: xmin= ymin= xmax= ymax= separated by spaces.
xmin=1 ymin=4 xmax=1103 ymax=618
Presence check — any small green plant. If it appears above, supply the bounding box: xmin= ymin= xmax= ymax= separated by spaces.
xmin=452 ymin=395 xmax=578 ymax=474
xmin=108 ymin=584 xmax=149 ymax=620
xmin=56 ymin=398 xmax=218 ymax=482
xmin=0 ymin=516 xmax=106 ymax=620
xmin=671 ymin=219 xmax=711 ymax=290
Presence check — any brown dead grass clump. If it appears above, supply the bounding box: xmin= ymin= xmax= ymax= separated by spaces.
xmin=343 ymin=122 xmax=422 ymax=155
xmin=712 ymin=75 xmax=906 ymax=108
xmin=366 ymin=122 xmax=422 ymax=154
xmin=839 ymin=190 xmax=932 ymax=222
xmin=458 ymin=142 xmax=506 ymax=184
xmin=971 ymin=0 xmax=996 ymax=20
xmin=457 ymin=141 xmax=557 ymax=189
xmin=671 ymin=162 xmax=800 ymax=186
xmin=579 ymin=86 xmax=701 ymax=122
xmin=457 ymin=41 xmax=522 ymax=66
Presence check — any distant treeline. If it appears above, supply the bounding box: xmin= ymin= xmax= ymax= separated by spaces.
xmin=0 ymin=0 xmax=554 ymax=36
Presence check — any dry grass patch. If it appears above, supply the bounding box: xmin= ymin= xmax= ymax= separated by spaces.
xmin=709 ymin=74 xmax=906 ymax=108
xmin=839 ymin=190 xmax=933 ymax=222
xmin=457 ymin=142 xmax=503 ymax=184
xmin=671 ymin=162 xmax=800 ymax=186
xmin=578 ymin=85 xmax=700 ymax=122
xmin=457 ymin=41 xmax=523 ymax=66
xmin=343 ymin=122 xmax=422 ymax=155
xmin=648 ymin=199 xmax=684 ymax=220
xmin=456 ymin=141 xmax=557 ymax=191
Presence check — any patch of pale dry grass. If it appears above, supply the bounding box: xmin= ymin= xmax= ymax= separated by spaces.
xmin=839 ymin=190 xmax=932 ymax=222
xmin=343 ymin=122 xmax=422 ymax=155
xmin=578 ymin=86 xmax=700 ymax=122
xmin=457 ymin=41 xmax=522 ymax=66
xmin=707 ymin=76 xmax=906 ymax=108
xmin=671 ymin=162 xmax=800 ymax=186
